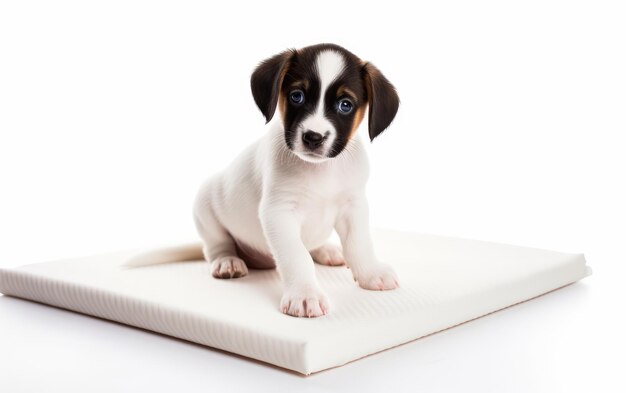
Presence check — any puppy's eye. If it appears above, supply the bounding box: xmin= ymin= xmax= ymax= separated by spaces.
xmin=289 ymin=90 xmax=305 ymax=105
xmin=337 ymin=98 xmax=354 ymax=114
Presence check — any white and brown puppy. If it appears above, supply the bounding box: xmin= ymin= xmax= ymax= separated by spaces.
xmin=194 ymin=43 xmax=400 ymax=318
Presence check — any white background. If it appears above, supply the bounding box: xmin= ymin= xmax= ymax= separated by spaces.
xmin=1 ymin=1 xmax=624 ymax=391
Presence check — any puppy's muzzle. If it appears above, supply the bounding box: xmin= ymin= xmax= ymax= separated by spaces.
xmin=302 ymin=131 xmax=325 ymax=150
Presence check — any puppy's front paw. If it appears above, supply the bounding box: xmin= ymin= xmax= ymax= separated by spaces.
xmin=280 ymin=286 xmax=330 ymax=318
xmin=211 ymin=256 xmax=248 ymax=279
xmin=355 ymin=264 xmax=399 ymax=291
xmin=310 ymin=244 xmax=346 ymax=266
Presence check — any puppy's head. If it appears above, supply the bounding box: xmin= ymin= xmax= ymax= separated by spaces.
xmin=251 ymin=43 xmax=399 ymax=163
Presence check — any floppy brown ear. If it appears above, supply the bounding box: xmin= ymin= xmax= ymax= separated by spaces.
xmin=363 ymin=62 xmax=400 ymax=141
xmin=250 ymin=49 xmax=294 ymax=123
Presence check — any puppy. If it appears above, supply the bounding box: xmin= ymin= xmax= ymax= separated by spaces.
xmin=193 ymin=43 xmax=400 ymax=318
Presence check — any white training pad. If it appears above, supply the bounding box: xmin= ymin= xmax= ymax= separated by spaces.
xmin=0 ymin=229 xmax=590 ymax=375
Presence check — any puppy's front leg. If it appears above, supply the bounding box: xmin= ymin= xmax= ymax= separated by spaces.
xmin=260 ymin=201 xmax=329 ymax=318
xmin=336 ymin=195 xmax=399 ymax=290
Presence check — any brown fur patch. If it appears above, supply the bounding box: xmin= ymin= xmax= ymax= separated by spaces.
xmin=276 ymin=61 xmax=292 ymax=121
xmin=289 ymin=79 xmax=309 ymax=90
xmin=278 ymin=91 xmax=287 ymax=123
xmin=337 ymin=85 xmax=357 ymax=101
xmin=349 ymin=106 xmax=366 ymax=139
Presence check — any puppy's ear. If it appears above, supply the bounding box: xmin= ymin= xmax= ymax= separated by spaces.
xmin=363 ymin=62 xmax=400 ymax=141
xmin=250 ymin=49 xmax=295 ymax=123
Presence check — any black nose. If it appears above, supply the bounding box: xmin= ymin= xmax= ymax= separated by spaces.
xmin=302 ymin=131 xmax=324 ymax=149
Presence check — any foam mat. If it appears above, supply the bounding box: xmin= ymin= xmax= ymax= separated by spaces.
xmin=0 ymin=229 xmax=590 ymax=374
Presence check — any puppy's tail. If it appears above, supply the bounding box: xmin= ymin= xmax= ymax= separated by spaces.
xmin=121 ymin=243 xmax=204 ymax=268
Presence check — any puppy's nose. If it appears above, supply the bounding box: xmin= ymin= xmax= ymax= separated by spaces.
xmin=302 ymin=131 xmax=324 ymax=149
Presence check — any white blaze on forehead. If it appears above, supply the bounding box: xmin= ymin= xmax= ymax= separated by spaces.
xmin=315 ymin=50 xmax=346 ymax=107
xmin=295 ymin=50 xmax=346 ymax=160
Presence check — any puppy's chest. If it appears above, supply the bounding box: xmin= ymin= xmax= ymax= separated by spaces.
xmin=298 ymin=192 xmax=343 ymax=244
xmin=296 ymin=171 xmax=357 ymax=207
xmin=295 ymin=175 xmax=358 ymax=225
xmin=280 ymin=161 xmax=367 ymax=229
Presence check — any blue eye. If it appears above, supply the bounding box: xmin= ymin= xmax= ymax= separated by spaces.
xmin=289 ymin=90 xmax=305 ymax=105
xmin=337 ymin=98 xmax=354 ymax=114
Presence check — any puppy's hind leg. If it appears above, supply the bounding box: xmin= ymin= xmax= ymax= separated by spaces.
xmin=193 ymin=205 xmax=248 ymax=279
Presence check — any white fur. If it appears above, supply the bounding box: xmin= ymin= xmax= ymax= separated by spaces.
xmin=193 ymin=52 xmax=399 ymax=318
xmin=295 ymin=51 xmax=346 ymax=163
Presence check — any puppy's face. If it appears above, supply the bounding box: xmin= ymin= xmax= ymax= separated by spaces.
xmin=251 ymin=44 xmax=399 ymax=163
xmin=278 ymin=49 xmax=367 ymax=163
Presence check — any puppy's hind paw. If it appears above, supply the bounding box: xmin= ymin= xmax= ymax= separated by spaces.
xmin=211 ymin=256 xmax=248 ymax=279
xmin=355 ymin=264 xmax=399 ymax=291
xmin=310 ymin=244 xmax=346 ymax=266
